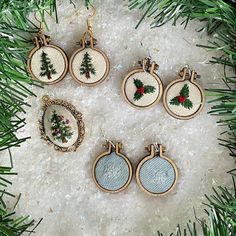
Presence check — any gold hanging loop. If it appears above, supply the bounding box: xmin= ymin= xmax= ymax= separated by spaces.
xmin=80 ymin=4 xmax=96 ymax=48
xmin=86 ymin=4 xmax=96 ymax=33
xmin=33 ymin=12 xmax=50 ymax=46
xmin=34 ymin=12 xmax=43 ymax=34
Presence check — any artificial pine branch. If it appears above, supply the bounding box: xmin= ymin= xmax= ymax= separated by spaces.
xmin=0 ymin=152 xmax=40 ymax=235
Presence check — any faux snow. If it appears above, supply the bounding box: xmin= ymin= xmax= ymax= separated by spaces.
xmin=6 ymin=0 xmax=235 ymax=235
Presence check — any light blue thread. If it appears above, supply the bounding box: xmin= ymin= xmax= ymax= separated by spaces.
xmin=139 ymin=156 xmax=176 ymax=194
xmin=95 ymin=152 xmax=130 ymax=191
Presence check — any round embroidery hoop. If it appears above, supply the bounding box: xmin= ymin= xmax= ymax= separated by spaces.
xmin=163 ymin=67 xmax=205 ymax=120
xmin=69 ymin=31 xmax=110 ymax=86
xmin=136 ymin=144 xmax=178 ymax=196
xmin=121 ymin=58 xmax=163 ymax=109
xmin=27 ymin=33 xmax=68 ymax=85
xmin=39 ymin=95 xmax=85 ymax=152
xmin=92 ymin=142 xmax=133 ymax=193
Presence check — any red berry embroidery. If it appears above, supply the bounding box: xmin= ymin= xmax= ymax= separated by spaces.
xmin=176 ymin=95 xmax=186 ymax=103
xmin=137 ymin=86 xmax=145 ymax=95
xmin=133 ymin=79 xmax=156 ymax=101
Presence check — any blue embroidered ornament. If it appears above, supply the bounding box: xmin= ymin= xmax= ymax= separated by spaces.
xmin=136 ymin=144 xmax=178 ymax=196
xmin=92 ymin=142 xmax=133 ymax=193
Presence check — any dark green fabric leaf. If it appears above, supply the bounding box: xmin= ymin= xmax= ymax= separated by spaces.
xmin=133 ymin=78 xmax=143 ymax=88
xmin=144 ymin=85 xmax=156 ymax=93
xmin=133 ymin=91 xmax=143 ymax=101
xmin=182 ymin=99 xmax=193 ymax=109
xmin=179 ymin=84 xmax=189 ymax=98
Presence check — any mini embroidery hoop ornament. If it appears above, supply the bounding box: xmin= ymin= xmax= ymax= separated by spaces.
xmin=27 ymin=13 xmax=68 ymax=85
xmin=121 ymin=57 xmax=163 ymax=109
xmin=163 ymin=67 xmax=205 ymax=120
xmin=39 ymin=95 xmax=85 ymax=152
xmin=69 ymin=4 xmax=110 ymax=86
xmin=136 ymin=143 xmax=178 ymax=196
xmin=92 ymin=141 xmax=133 ymax=193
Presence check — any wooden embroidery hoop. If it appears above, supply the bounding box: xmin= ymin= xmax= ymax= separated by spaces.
xmin=163 ymin=67 xmax=205 ymax=120
xmin=27 ymin=16 xmax=68 ymax=85
xmin=136 ymin=144 xmax=178 ymax=196
xmin=69 ymin=6 xmax=110 ymax=86
xmin=92 ymin=141 xmax=133 ymax=193
xmin=39 ymin=95 xmax=85 ymax=152
xmin=121 ymin=58 xmax=163 ymax=109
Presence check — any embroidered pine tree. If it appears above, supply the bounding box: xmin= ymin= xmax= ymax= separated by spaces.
xmin=80 ymin=52 xmax=96 ymax=79
xmin=39 ymin=51 xmax=57 ymax=80
xmin=170 ymin=84 xmax=193 ymax=109
xmin=49 ymin=110 xmax=73 ymax=143
xmin=133 ymin=78 xmax=156 ymax=101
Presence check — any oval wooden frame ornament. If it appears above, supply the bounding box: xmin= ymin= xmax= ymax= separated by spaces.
xmin=136 ymin=144 xmax=178 ymax=196
xmin=92 ymin=141 xmax=133 ymax=193
xmin=163 ymin=67 xmax=205 ymax=120
xmin=121 ymin=58 xmax=163 ymax=109
xmin=39 ymin=95 xmax=85 ymax=152
xmin=69 ymin=30 xmax=110 ymax=86
xmin=27 ymin=33 xmax=68 ymax=85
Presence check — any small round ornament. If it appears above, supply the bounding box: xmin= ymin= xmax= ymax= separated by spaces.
xmin=136 ymin=144 xmax=178 ymax=196
xmin=39 ymin=95 xmax=85 ymax=152
xmin=92 ymin=141 xmax=133 ymax=193
xmin=69 ymin=27 xmax=110 ymax=86
xmin=163 ymin=67 xmax=205 ymax=120
xmin=121 ymin=57 xmax=163 ymax=109
xmin=27 ymin=27 xmax=68 ymax=85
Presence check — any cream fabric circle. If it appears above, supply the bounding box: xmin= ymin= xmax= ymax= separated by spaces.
xmin=43 ymin=104 xmax=79 ymax=148
xmin=71 ymin=48 xmax=107 ymax=84
xmin=124 ymin=71 xmax=161 ymax=107
xmin=165 ymin=80 xmax=203 ymax=117
xmin=30 ymin=46 xmax=66 ymax=83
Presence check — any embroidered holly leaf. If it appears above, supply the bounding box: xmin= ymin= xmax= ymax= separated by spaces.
xmin=182 ymin=99 xmax=193 ymax=109
xmin=169 ymin=84 xmax=193 ymax=110
xmin=179 ymin=84 xmax=189 ymax=98
xmin=134 ymin=91 xmax=143 ymax=101
xmin=170 ymin=97 xmax=179 ymax=105
xmin=133 ymin=79 xmax=156 ymax=101
xmin=133 ymin=78 xmax=143 ymax=88
xmin=144 ymin=85 xmax=156 ymax=93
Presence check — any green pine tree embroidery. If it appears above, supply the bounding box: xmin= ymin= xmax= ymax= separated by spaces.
xmin=80 ymin=52 xmax=96 ymax=79
xmin=49 ymin=110 xmax=74 ymax=143
xmin=39 ymin=51 xmax=57 ymax=80
xmin=133 ymin=78 xmax=156 ymax=101
xmin=170 ymin=84 xmax=193 ymax=109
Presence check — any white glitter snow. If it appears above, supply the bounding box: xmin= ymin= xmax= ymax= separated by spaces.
xmin=4 ymin=0 xmax=235 ymax=235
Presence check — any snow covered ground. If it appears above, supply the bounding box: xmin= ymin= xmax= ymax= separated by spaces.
xmin=7 ymin=0 xmax=234 ymax=235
